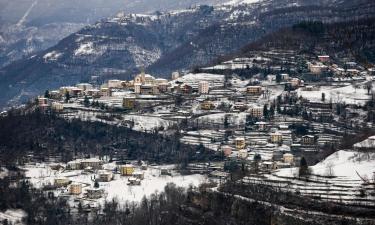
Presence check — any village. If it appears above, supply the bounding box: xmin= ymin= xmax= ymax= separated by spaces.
xmin=25 ymin=49 xmax=375 ymax=212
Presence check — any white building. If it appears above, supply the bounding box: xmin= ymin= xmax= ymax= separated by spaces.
xmin=108 ymin=80 xmax=123 ymax=89
xmin=198 ymin=81 xmax=209 ymax=94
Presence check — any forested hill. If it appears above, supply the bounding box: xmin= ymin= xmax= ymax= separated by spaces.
xmin=216 ymin=18 xmax=375 ymax=67
xmin=0 ymin=109 xmax=216 ymax=167
xmin=0 ymin=0 xmax=374 ymax=108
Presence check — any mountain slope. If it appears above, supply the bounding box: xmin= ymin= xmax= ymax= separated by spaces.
xmin=0 ymin=0 xmax=374 ymax=108
xmin=0 ymin=0 xmax=230 ymax=69
xmin=214 ymin=17 xmax=375 ymax=67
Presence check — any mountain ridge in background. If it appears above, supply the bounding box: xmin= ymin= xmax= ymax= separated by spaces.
xmin=0 ymin=0 xmax=374 ymax=108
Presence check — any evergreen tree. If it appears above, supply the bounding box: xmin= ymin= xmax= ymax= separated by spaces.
xmin=65 ymin=92 xmax=70 ymax=103
xmin=276 ymin=74 xmax=282 ymax=83
xmin=263 ymin=105 xmax=268 ymax=119
xmin=299 ymin=157 xmax=310 ymax=177
xmin=44 ymin=90 xmax=50 ymax=98
xmin=83 ymin=96 xmax=90 ymax=107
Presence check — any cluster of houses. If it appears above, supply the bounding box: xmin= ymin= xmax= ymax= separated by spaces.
xmin=49 ymin=158 xmax=150 ymax=199
xmin=33 ymin=52 xmax=375 ymax=178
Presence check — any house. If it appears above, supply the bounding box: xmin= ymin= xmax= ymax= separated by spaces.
xmin=248 ymin=105 xmax=263 ymax=118
xmin=81 ymin=158 xmax=103 ymax=170
xmin=38 ymin=97 xmax=49 ymax=109
xmin=66 ymin=158 xmax=103 ymax=170
xmin=100 ymin=88 xmax=111 ymax=97
xmin=238 ymin=149 xmax=248 ymax=159
xmin=255 ymin=121 xmax=268 ymax=131
xmin=85 ymin=89 xmax=101 ymax=98
xmin=181 ymin=84 xmax=193 ymax=94
xmin=301 ymin=135 xmax=315 ymax=145
xmin=280 ymin=73 xmax=289 ymax=80
xmin=51 ymin=102 xmax=64 ymax=112
xmin=233 ymin=102 xmax=247 ymax=111
xmin=221 ymin=145 xmax=233 ymax=157
xmin=69 ymin=183 xmax=82 ymax=195
xmin=128 ymin=177 xmax=141 ymax=185
xmin=123 ymin=97 xmax=136 ymax=109
xmin=70 ymin=87 xmax=84 ymax=97
xmin=160 ymin=168 xmax=171 ymax=176
xmin=198 ymin=81 xmax=209 ymax=94
xmin=76 ymin=83 xmax=93 ymax=91
xmin=133 ymin=172 xmax=145 ymax=180
xmin=49 ymin=91 xmax=62 ymax=99
xmin=270 ymin=132 xmax=283 ymax=143
xmin=235 ymin=137 xmax=246 ymax=150
xmin=283 ymin=153 xmax=294 ymax=164
xmin=308 ymin=62 xmax=328 ymax=74
xmin=318 ymin=55 xmax=330 ymax=62
xmin=134 ymin=83 xmax=141 ymax=94
xmin=108 ymin=80 xmax=123 ymax=89
xmin=86 ymin=188 xmax=104 ymax=199
xmin=97 ymin=171 xmax=113 ymax=182
xmin=246 ymin=86 xmax=263 ymax=95
xmin=54 ymin=177 xmax=70 ymax=187
xmin=262 ymin=161 xmax=278 ymax=171
xmin=290 ymin=78 xmax=302 ymax=87
xmin=201 ymin=100 xmax=215 ymax=110
xmin=67 ymin=160 xmax=82 ymax=170
xmin=120 ymin=164 xmax=134 ymax=176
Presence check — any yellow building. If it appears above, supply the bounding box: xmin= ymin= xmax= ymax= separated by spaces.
xmin=51 ymin=102 xmax=64 ymax=112
xmin=246 ymin=86 xmax=262 ymax=95
xmin=69 ymin=183 xmax=82 ymax=195
xmin=248 ymin=106 xmax=263 ymax=118
xmin=120 ymin=164 xmax=134 ymax=176
xmin=235 ymin=137 xmax=246 ymax=150
xmin=100 ymin=87 xmax=111 ymax=97
xmin=123 ymin=97 xmax=136 ymax=109
xmin=283 ymin=153 xmax=294 ymax=164
xmin=270 ymin=132 xmax=283 ymax=143
xmin=201 ymin=101 xmax=215 ymax=110
xmin=54 ymin=178 xmax=70 ymax=187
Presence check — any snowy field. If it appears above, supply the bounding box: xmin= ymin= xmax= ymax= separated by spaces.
xmin=0 ymin=209 xmax=26 ymax=225
xmin=277 ymin=150 xmax=375 ymax=179
xmin=297 ymin=83 xmax=374 ymax=106
xmin=243 ymin=150 xmax=375 ymax=206
xmin=23 ymin=163 xmax=207 ymax=205
xmin=123 ymin=115 xmax=175 ymax=132
xmin=173 ymin=73 xmax=224 ymax=88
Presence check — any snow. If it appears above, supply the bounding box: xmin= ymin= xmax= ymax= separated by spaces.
xmin=123 ymin=115 xmax=175 ymax=132
xmin=128 ymin=45 xmax=161 ymax=68
xmin=0 ymin=209 xmax=27 ymax=225
xmin=176 ymin=73 xmax=224 ymax=82
xmin=276 ymin=150 xmax=375 ymax=179
xmin=297 ymin=83 xmax=374 ymax=106
xmin=74 ymin=42 xmax=95 ymax=56
xmin=0 ymin=167 xmax=9 ymax=179
xmin=197 ymin=112 xmax=247 ymax=126
xmin=173 ymin=73 xmax=224 ymax=88
xmin=104 ymin=168 xmax=206 ymax=202
xmin=354 ymin=136 xmax=375 ymax=149
xmin=224 ymin=0 xmax=260 ymax=6
xmin=43 ymin=51 xmax=62 ymax=61
xmin=311 ymin=150 xmax=375 ymax=179
xmin=23 ymin=163 xmax=207 ymax=205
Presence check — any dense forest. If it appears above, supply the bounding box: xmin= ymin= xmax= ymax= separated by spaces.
xmin=213 ymin=17 xmax=375 ymax=67
xmin=1 ymin=176 xmax=374 ymax=225
xmin=0 ymin=108 xmax=218 ymax=168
